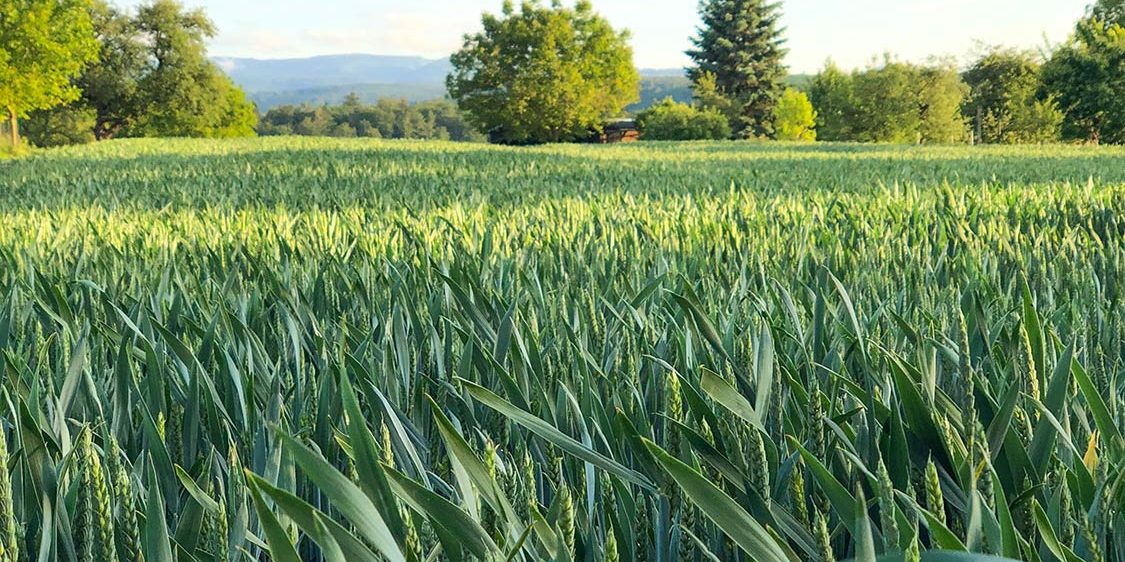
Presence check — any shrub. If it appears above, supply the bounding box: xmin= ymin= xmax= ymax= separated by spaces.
xmin=637 ymin=98 xmax=731 ymax=141
xmin=24 ymin=105 xmax=97 ymax=148
xmin=774 ymin=88 xmax=817 ymax=141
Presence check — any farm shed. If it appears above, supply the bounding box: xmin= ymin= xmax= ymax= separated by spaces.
xmin=591 ymin=119 xmax=640 ymax=143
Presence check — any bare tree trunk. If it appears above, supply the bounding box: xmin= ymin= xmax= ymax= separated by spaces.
xmin=6 ymin=108 xmax=17 ymax=148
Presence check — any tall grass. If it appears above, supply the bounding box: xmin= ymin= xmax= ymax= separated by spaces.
xmin=0 ymin=138 xmax=1121 ymax=562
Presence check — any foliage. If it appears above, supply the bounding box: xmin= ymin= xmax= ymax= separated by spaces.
xmin=1041 ymin=17 xmax=1125 ymax=144
xmin=636 ymin=97 xmax=730 ymax=140
xmin=0 ymin=0 xmax=99 ymax=148
xmin=808 ymin=61 xmax=855 ymax=141
xmin=1093 ymin=0 xmax=1125 ymax=26
xmin=691 ymin=71 xmax=739 ymax=135
xmin=810 ymin=57 xmax=968 ymax=144
xmin=81 ymin=0 xmax=148 ymax=140
xmin=23 ymin=104 xmax=97 ymax=147
xmin=687 ymin=0 xmax=788 ymax=138
xmin=963 ymin=47 xmax=1063 ymax=144
xmin=918 ymin=62 xmax=969 ymax=144
xmin=20 ymin=0 xmax=257 ymax=145
xmin=0 ymin=138 xmax=1122 ymax=561
xmin=773 ymin=87 xmax=816 ymax=141
xmin=447 ymin=0 xmax=639 ymax=144
xmin=259 ymin=96 xmax=484 ymax=141
xmin=125 ymin=0 xmax=256 ymax=138
xmin=850 ymin=57 xmax=925 ymax=143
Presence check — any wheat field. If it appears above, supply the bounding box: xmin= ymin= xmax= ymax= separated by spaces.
xmin=0 ymin=138 xmax=1121 ymax=562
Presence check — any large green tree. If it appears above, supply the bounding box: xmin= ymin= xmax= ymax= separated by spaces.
xmin=81 ymin=0 xmax=147 ymax=139
xmin=447 ymin=0 xmax=639 ymax=145
xmin=1042 ymin=11 xmax=1125 ymax=144
xmin=808 ymin=61 xmax=854 ymax=141
xmin=686 ymin=0 xmax=787 ymax=138
xmin=963 ymin=47 xmax=1062 ymax=144
xmin=128 ymin=0 xmax=256 ymax=137
xmin=917 ymin=62 xmax=968 ymax=144
xmin=0 ymin=0 xmax=98 ymax=148
xmin=849 ymin=58 xmax=923 ymax=143
xmin=24 ymin=0 xmax=256 ymax=144
xmin=808 ymin=57 xmax=968 ymax=144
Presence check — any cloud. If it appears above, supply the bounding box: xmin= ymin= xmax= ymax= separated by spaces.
xmin=298 ymin=10 xmax=477 ymax=57
xmin=212 ymin=29 xmax=299 ymax=58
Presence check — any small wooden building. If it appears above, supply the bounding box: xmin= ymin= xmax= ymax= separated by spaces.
xmin=591 ymin=119 xmax=640 ymax=144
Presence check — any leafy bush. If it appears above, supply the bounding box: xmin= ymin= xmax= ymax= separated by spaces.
xmin=637 ymin=98 xmax=731 ymax=140
xmin=774 ymin=88 xmax=817 ymax=141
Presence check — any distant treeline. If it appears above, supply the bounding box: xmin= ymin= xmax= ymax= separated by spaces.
xmin=257 ymin=95 xmax=484 ymax=141
xmin=806 ymin=50 xmax=1069 ymax=145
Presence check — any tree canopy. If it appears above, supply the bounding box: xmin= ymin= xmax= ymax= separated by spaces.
xmin=127 ymin=0 xmax=256 ymax=137
xmin=773 ymin=88 xmax=816 ymax=141
xmin=447 ymin=0 xmax=639 ymax=145
xmin=963 ymin=47 xmax=1062 ymax=144
xmin=1042 ymin=13 xmax=1125 ymax=144
xmin=0 ymin=0 xmax=98 ymax=148
xmin=809 ymin=57 xmax=967 ymax=144
xmin=81 ymin=0 xmax=148 ymax=139
xmin=1093 ymin=0 xmax=1125 ymax=25
xmin=687 ymin=0 xmax=788 ymax=138
xmin=23 ymin=0 xmax=257 ymax=145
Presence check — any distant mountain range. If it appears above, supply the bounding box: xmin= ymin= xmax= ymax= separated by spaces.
xmin=213 ymin=54 xmax=455 ymax=93
xmin=215 ymin=53 xmax=805 ymax=112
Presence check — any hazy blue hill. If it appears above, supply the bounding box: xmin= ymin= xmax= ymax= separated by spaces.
xmin=214 ymin=54 xmax=453 ymax=92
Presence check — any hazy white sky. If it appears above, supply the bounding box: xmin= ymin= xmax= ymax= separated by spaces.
xmin=117 ymin=0 xmax=1093 ymax=73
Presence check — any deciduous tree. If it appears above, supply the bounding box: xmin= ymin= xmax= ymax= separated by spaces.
xmin=1042 ymin=14 xmax=1125 ymax=144
xmin=81 ymin=0 xmax=147 ymax=140
xmin=918 ymin=61 xmax=968 ymax=144
xmin=963 ymin=47 xmax=1062 ymax=144
xmin=773 ymin=88 xmax=816 ymax=141
xmin=808 ymin=61 xmax=854 ymax=141
xmin=447 ymin=0 xmax=639 ymax=145
xmin=128 ymin=0 xmax=256 ymax=138
xmin=0 ymin=0 xmax=98 ymax=148
xmin=808 ymin=57 xmax=969 ymax=144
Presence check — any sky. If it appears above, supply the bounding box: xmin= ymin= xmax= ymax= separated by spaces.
xmin=116 ymin=0 xmax=1093 ymax=73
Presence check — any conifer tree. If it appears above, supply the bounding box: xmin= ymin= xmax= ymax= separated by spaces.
xmin=687 ymin=0 xmax=788 ymax=138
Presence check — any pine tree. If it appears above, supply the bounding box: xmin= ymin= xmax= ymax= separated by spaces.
xmin=687 ymin=0 xmax=788 ymax=138
xmin=1093 ymin=0 xmax=1125 ymax=25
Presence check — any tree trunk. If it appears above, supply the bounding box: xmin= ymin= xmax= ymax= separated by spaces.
xmin=6 ymin=108 xmax=17 ymax=148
